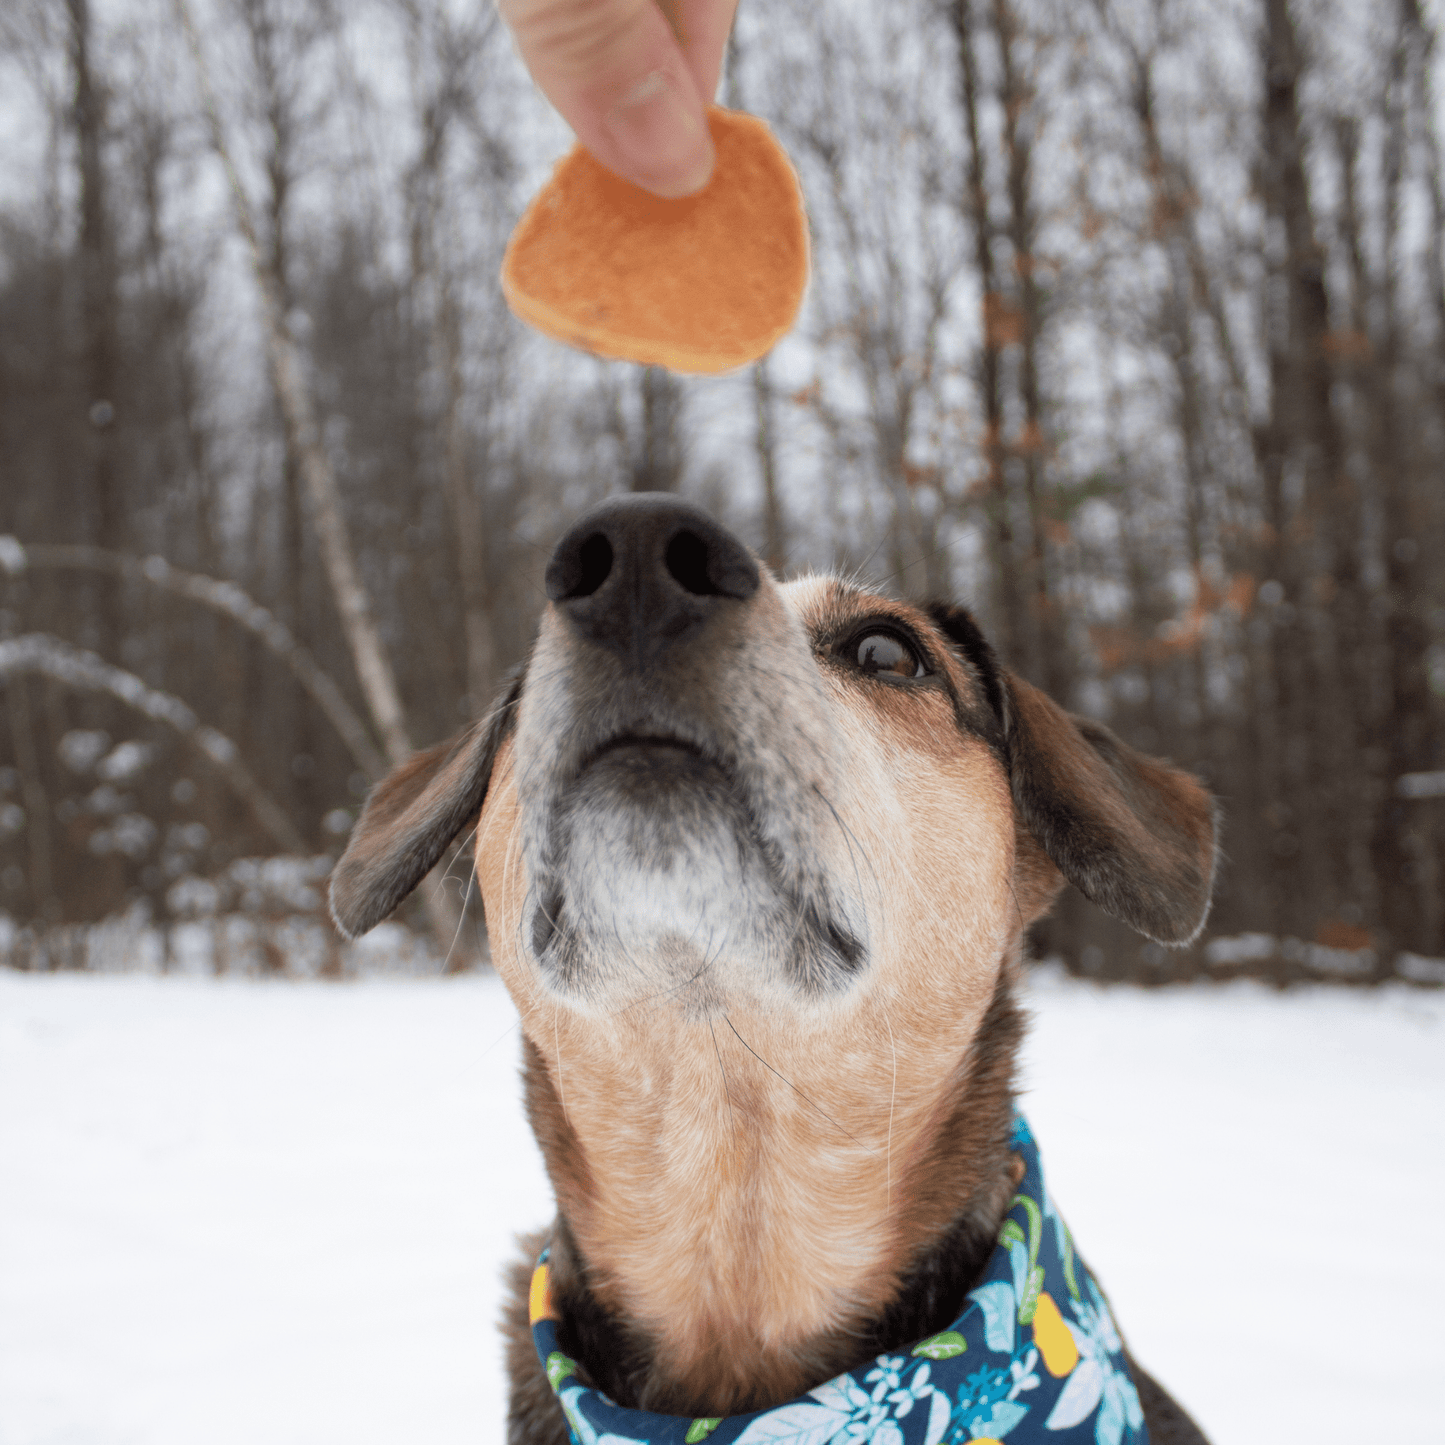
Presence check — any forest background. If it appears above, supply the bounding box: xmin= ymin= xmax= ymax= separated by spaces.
xmin=1 ymin=0 xmax=1443 ymax=985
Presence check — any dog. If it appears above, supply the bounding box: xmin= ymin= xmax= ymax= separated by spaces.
xmin=330 ymin=493 xmax=1216 ymax=1445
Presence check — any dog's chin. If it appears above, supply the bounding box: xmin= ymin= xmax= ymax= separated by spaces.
xmin=523 ymin=744 xmax=866 ymax=1014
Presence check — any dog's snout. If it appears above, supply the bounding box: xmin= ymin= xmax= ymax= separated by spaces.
xmin=545 ymin=492 xmax=760 ymax=662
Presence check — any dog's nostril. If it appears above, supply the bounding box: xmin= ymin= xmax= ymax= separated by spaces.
xmin=567 ymin=534 xmax=613 ymax=599
xmin=665 ymin=530 xmax=720 ymax=597
xmin=546 ymin=528 xmax=614 ymax=602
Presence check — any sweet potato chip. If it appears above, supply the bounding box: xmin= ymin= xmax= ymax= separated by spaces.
xmin=501 ymin=107 xmax=808 ymax=375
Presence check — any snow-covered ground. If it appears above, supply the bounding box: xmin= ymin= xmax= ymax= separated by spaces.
xmin=1 ymin=966 xmax=1440 ymax=1445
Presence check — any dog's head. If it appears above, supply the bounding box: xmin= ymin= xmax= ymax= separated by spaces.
xmin=331 ymin=493 xmax=1216 ymax=1018
xmin=330 ymin=494 xmax=1216 ymax=1407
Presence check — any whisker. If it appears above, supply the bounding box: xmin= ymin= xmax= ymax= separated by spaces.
xmin=437 ymin=823 xmax=479 ymax=891
xmin=850 ymin=528 xmax=893 ymax=586
xmin=480 ymin=1016 xmax=521 ymax=1060
xmin=603 ymin=903 xmax=656 ymax=992
xmin=534 ymin=885 xmax=563 ymax=940
xmin=871 ymin=521 xmax=977 ymax=595
xmin=608 ymin=941 xmax=717 ymax=1015
xmin=1006 ymin=874 xmax=1026 ymax=938
xmin=811 ymin=781 xmax=882 ymax=920
xmin=723 ymin=1015 xmax=878 ymax=1154
xmin=880 ymin=996 xmax=898 ymax=1218
xmin=554 ymin=1008 xmax=569 ymax=1129
xmin=709 ymin=1018 xmax=736 ymax=1136
xmin=440 ymin=859 xmax=479 ymax=975
xmin=812 ymin=782 xmax=863 ymax=886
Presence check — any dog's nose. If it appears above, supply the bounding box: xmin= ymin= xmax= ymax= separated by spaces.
xmin=545 ymin=493 xmax=760 ymax=664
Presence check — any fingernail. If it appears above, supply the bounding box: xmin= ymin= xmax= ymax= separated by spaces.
xmin=604 ymin=70 xmax=714 ymax=197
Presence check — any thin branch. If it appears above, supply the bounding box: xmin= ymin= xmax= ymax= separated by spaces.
xmin=0 ymin=633 xmax=307 ymax=854
xmin=1 ymin=539 xmax=386 ymax=780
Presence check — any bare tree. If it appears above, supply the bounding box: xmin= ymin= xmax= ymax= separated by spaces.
xmin=400 ymin=0 xmax=510 ymax=714
xmin=66 ymin=0 xmax=124 ymax=657
xmin=949 ymin=0 xmax=1022 ymax=655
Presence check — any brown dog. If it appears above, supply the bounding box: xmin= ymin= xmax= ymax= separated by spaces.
xmin=330 ymin=495 xmax=1216 ymax=1445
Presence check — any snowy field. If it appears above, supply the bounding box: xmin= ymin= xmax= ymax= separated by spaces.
xmin=2 ymin=966 xmax=1441 ymax=1445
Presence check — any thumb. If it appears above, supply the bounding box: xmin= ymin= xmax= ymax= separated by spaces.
xmin=500 ymin=0 xmax=716 ymax=198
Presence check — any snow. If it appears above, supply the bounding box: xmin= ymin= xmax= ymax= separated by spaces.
xmin=1017 ymin=967 xmax=1445 ymax=1441
xmin=1396 ymin=770 xmax=1445 ymax=800
xmin=1 ymin=966 xmax=1440 ymax=1445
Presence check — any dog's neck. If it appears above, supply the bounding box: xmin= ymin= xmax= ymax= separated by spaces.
xmin=520 ymin=964 xmax=1025 ymax=1417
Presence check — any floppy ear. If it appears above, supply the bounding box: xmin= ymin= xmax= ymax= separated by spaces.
xmin=328 ymin=671 xmax=524 ymax=939
xmin=1005 ymin=673 xmax=1217 ymax=945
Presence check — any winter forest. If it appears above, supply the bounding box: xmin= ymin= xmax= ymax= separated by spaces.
xmin=1 ymin=0 xmax=1443 ymax=984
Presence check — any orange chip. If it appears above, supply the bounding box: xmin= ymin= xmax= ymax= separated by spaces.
xmin=502 ymin=107 xmax=809 ymax=375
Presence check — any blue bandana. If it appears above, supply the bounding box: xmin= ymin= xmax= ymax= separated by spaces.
xmin=530 ymin=1116 xmax=1147 ymax=1445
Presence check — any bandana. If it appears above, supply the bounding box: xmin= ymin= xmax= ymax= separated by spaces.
xmin=530 ymin=1115 xmax=1147 ymax=1445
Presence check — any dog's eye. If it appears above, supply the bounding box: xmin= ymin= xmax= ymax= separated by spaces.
xmin=850 ymin=631 xmax=926 ymax=679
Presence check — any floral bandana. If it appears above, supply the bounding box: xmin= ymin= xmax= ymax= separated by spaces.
xmin=529 ymin=1116 xmax=1147 ymax=1445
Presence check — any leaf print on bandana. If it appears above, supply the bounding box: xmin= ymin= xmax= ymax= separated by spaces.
xmin=1005 ymin=1196 xmax=1046 ymax=1327
xmin=734 ymin=1360 xmax=951 ymax=1445
xmin=732 ymin=1395 xmax=852 ymax=1445
xmin=912 ymin=1332 xmax=967 ymax=1361
xmin=1042 ymin=1282 xmax=1143 ymax=1445
xmin=1041 ymin=1191 xmax=1081 ymax=1305
xmin=548 ymin=1352 xmax=580 ymax=1391
xmin=968 ymin=1282 xmax=1016 ymax=1355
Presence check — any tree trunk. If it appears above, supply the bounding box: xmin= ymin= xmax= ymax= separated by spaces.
xmin=242 ymin=0 xmax=314 ymax=838
xmin=1256 ymin=0 xmax=1355 ymax=938
xmin=994 ymin=0 xmax=1062 ymax=696
xmin=441 ymin=279 xmax=494 ymax=714
xmin=1128 ymin=47 xmax=1213 ymax=759
xmin=1365 ymin=6 xmax=1437 ymax=964
xmin=67 ymin=0 xmax=123 ymax=659
xmin=949 ymin=0 xmax=1020 ymax=660
xmin=753 ymin=361 xmax=786 ymax=574
xmin=631 ymin=367 xmax=684 ymax=492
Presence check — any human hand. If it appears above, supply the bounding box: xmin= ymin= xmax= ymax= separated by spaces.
xmin=497 ymin=0 xmax=740 ymax=197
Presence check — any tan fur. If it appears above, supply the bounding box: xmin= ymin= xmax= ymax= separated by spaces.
xmin=475 ymin=578 xmax=1024 ymax=1411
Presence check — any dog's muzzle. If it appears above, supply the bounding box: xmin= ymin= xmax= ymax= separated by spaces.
xmin=511 ymin=494 xmax=866 ymax=1009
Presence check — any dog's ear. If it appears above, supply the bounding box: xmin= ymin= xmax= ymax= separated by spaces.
xmin=1004 ymin=673 xmax=1217 ymax=945
xmin=328 ymin=670 xmax=524 ymax=939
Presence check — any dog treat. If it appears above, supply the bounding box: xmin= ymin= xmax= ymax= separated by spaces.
xmin=501 ymin=107 xmax=809 ymax=375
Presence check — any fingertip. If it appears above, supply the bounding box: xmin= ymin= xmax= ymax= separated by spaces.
xmin=601 ymin=70 xmax=715 ymax=196
xmin=503 ymin=0 xmax=719 ymax=198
